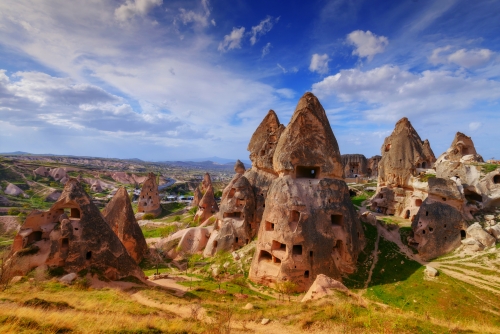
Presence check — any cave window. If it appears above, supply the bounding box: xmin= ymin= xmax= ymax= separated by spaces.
xmin=426 ymin=211 xmax=428 ymax=216
xmin=460 ymin=230 xmax=466 ymax=239
xmin=296 ymin=166 xmax=320 ymax=179
xmin=223 ymin=212 xmax=242 ymax=219
xmin=494 ymin=175 xmax=500 ymax=184
xmin=415 ymin=199 xmax=422 ymax=207
xmin=444 ymin=224 xmax=447 ymax=228
xmin=292 ymin=245 xmax=302 ymax=256
xmin=309 ymin=251 xmax=313 ymax=258
xmin=235 ymin=237 xmax=239 ymax=243
xmin=258 ymin=250 xmax=272 ymax=262
xmin=86 ymin=251 xmax=92 ymax=260
xmin=422 ymin=230 xmax=426 ymax=234
xmin=246 ymin=239 xmax=249 ymax=244
xmin=273 ymin=256 xmax=281 ymax=264
xmin=385 ymin=144 xmax=391 ymax=152
xmin=260 ymin=150 xmax=266 ymax=156
xmin=379 ymin=194 xmax=383 ymax=199
xmin=331 ymin=214 xmax=343 ymax=227
xmin=429 ymin=227 xmax=433 ymax=232
xmin=442 ymin=197 xmax=447 ymax=202
xmin=61 ymin=238 xmax=69 ymax=250
xmin=70 ymin=208 xmax=80 ymax=219
xmin=422 ymin=162 xmax=427 ymax=168
xmin=213 ymin=240 xmax=218 ymax=248
xmin=265 ymin=221 xmax=275 ymax=231
xmin=404 ymin=210 xmax=410 ymax=219
xmin=304 ymin=270 xmax=309 ymax=278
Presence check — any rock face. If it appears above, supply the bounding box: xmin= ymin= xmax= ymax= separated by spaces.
xmin=301 ymin=274 xmax=349 ymax=302
xmin=367 ymin=155 xmax=381 ymax=178
xmin=411 ymin=178 xmax=468 ymax=260
xmin=249 ymin=92 xmax=364 ymax=292
xmin=437 ymin=132 xmax=483 ymax=164
xmin=341 ymin=154 xmax=368 ymax=178
xmin=5 ymin=183 xmax=24 ymax=197
xmin=273 ymin=93 xmax=344 ymax=179
xmin=247 ymin=110 xmax=285 ymax=174
xmin=205 ymin=161 xmax=256 ymax=256
xmin=371 ymin=118 xmax=436 ymax=218
xmin=8 ymin=179 xmax=143 ymax=280
xmin=102 ymin=187 xmax=148 ymax=263
xmin=137 ymin=173 xmax=161 ymax=217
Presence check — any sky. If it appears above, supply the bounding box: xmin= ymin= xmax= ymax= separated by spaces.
xmin=0 ymin=0 xmax=499 ymax=162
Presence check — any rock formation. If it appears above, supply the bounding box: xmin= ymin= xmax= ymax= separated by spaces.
xmin=249 ymin=92 xmax=364 ymax=292
xmin=410 ymin=177 xmax=469 ymax=260
xmin=33 ymin=166 xmax=50 ymax=178
xmin=371 ymin=118 xmax=436 ymax=218
xmin=7 ymin=179 xmax=144 ymax=280
xmin=201 ymin=172 xmax=212 ymax=192
xmin=137 ymin=172 xmax=161 ymax=218
xmin=192 ymin=186 xmax=203 ymax=208
xmin=194 ymin=179 xmax=218 ymax=224
xmin=5 ymin=183 xmax=25 ymax=197
xmin=341 ymin=154 xmax=368 ymax=178
xmin=367 ymin=155 xmax=382 ymax=177
xmin=102 ymin=187 xmax=148 ymax=263
xmin=301 ymin=274 xmax=349 ymax=302
xmin=204 ymin=160 xmax=256 ymax=256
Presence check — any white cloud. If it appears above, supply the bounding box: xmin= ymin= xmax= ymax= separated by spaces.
xmin=115 ymin=0 xmax=163 ymax=21
xmin=346 ymin=30 xmax=388 ymax=61
xmin=178 ymin=0 xmax=212 ymax=28
xmin=312 ymin=65 xmax=500 ymax=121
xmin=218 ymin=27 xmax=245 ymax=52
xmin=469 ymin=122 xmax=481 ymax=131
xmin=250 ymin=16 xmax=278 ymax=45
xmin=275 ymin=88 xmax=295 ymax=99
xmin=262 ymin=42 xmax=272 ymax=57
xmin=309 ymin=54 xmax=330 ymax=74
xmin=430 ymin=46 xmax=494 ymax=68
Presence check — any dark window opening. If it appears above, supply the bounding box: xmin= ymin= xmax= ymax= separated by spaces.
xmin=292 ymin=245 xmax=302 ymax=256
xmin=86 ymin=251 xmax=92 ymax=260
xmin=415 ymin=199 xmax=422 ymax=207
xmin=426 ymin=211 xmax=428 ymax=216
xmin=429 ymin=227 xmax=433 ymax=232
xmin=385 ymin=144 xmax=391 ymax=152
xmin=213 ymin=240 xmax=218 ymax=248
xmin=422 ymin=230 xmax=426 ymax=234
xmin=260 ymin=150 xmax=266 ymax=156
xmin=304 ymin=270 xmax=309 ymax=278
xmin=74 ymin=228 xmax=79 ymax=231
xmin=331 ymin=214 xmax=343 ymax=227
xmin=444 ymin=224 xmax=447 ymax=228
xmin=494 ymin=175 xmax=500 ymax=184
xmin=70 ymin=208 xmax=80 ymax=219
xmin=296 ymin=166 xmax=320 ymax=179
xmin=235 ymin=237 xmax=239 ymax=243
xmin=464 ymin=189 xmax=483 ymax=202
xmin=246 ymin=239 xmax=249 ymax=244
xmin=379 ymin=193 xmax=383 ymax=199
xmin=223 ymin=212 xmax=242 ymax=219
xmin=404 ymin=210 xmax=410 ymax=219
xmin=265 ymin=221 xmax=274 ymax=231
xmin=309 ymin=251 xmax=313 ymax=257
xmin=61 ymin=238 xmax=69 ymax=250
xmin=273 ymin=256 xmax=281 ymax=263
xmin=422 ymin=162 xmax=427 ymax=168
xmin=272 ymin=240 xmax=286 ymax=251
xmin=258 ymin=250 xmax=273 ymax=262
xmin=460 ymin=230 xmax=466 ymax=239
xmin=442 ymin=197 xmax=447 ymax=202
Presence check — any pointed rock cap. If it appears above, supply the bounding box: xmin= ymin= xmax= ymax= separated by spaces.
xmin=102 ymin=187 xmax=148 ymax=263
xmin=202 ymin=172 xmax=212 ymax=192
xmin=199 ymin=185 xmax=219 ymax=212
xmin=449 ymin=132 xmax=482 ymax=159
xmin=247 ymin=110 xmax=285 ymax=173
xmin=273 ymin=92 xmax=343 ymax=179
xmin=422 ymin=139 xmax=436 ymax=164
xmin=234 ymin=160 xmax=246 ymax=174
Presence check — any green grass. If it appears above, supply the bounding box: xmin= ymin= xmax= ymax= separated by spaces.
xmin=418 ymin=173 xmax=436 ymax=182
xmin=482 ymin=163 xmax=499 ymax=174
xmin=343 ymin=222 xmax=377 ymax=289
xmin=351 ymin=193 xmax=369 ymax=207
xmin=141 ymin=224 xmax=179 ymax=238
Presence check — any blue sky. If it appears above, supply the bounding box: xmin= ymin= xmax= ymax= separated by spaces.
xmin=0 ymin=0 xmax=499 ymax=161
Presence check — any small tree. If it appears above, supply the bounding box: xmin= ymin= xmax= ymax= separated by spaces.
xmin=276 ymin=281 xmax=298 ymax=302
xmin=230 ymin=276 xmax=246 ymax=294
xmin=149 ymin=242 xmax=164 ymax=275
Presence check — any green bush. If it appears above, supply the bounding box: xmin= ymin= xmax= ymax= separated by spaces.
xmin=7 ymin=208 xmax=20 ymax=216
xmin=18 ymin=245 xmax=40 ymax=257
xmin=143 ymin=213 xmax=155 ymax=220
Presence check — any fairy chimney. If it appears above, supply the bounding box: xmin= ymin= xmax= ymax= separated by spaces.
xmin=192 ymin=186 xmax=203 ymax=207
xmin=102 ymin=187 xmax=148 ymax=263
xmin=194 ymin=184 xmax=219 ymax=224
xmin=249 ymin=92 xmax=364 ymax=292
xmin=137 ymin=172 xmax=161 ymax=217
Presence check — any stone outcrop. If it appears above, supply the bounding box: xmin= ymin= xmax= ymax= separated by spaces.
xmin=249 ymin=92 xmax=364 ymax=292
xmin=204 ymin=161 xmax=256 ymax=256
xmin=273 ymin=94 xmax=344 ymax=179
xmin=102 ymin=187 xmax=148 ymax=263
xmin=194 ymin=183 xmax=218 ymax=224
xmin=411 ymin=177 xmax=469 ymax=260
xmin=341 ymin=154 xmax=368 ymax=178
xmin=48 ymin=168 xmax=68 ymax=182
xmin=301 ymin=274 xmax=349 ymax=302
xmin=33 ymin=166 xmax=50 ymax=178
xmin=367 ymin=156 xmax=382 ymax=178
xmin=192 ymin=186 xmax=203 ymax=208
xmin=247 ymin=110 xmax=285 ymax=174
xmin=137 ymin=172 xmax=161 ymax=218
xmin=371 ymin=118 xmax=436 ymax=218
xmin=201 ymin=172 xmax=212 ymax=192
xmin=5 ymin=183 xmax=25 ymax=197
xmin=7 ymin=179 xmax=144 ymax=280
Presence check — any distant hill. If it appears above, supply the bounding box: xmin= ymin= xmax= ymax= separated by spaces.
xmin=185 ymin=156 xmax=251 ymax=165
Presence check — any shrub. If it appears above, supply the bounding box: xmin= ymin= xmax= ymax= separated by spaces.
xmin=18 ymin=245 xmax=40 ymax=257
xmin=7 ymin=208 xmax=20 ymax=216
xmin=143 ymin=213 xmax=155 ymax=220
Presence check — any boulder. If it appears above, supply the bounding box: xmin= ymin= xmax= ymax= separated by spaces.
xmin=59 ymin=273 xmax=77 ymax=284
xmin=33 ymin=166 xmax=50 ymax=177
xmin=10 ymin=276 xmax=23 ymax=284
xmin=5 ymin=183 xmax=24 ymax=197
xmin=261 ymin=318 xmax=270 ymax=325
xmin=467 ymin=223 xmax=496 ymax=247
xmin=486 ymin=224 xmax=500 ymax=239
xmin=424 ymin=266 xmax=438 ymax=278
xmin=102 ymin=187 xmax=148 ymax=263
xmin=45 ymin=191 xmax=61 ymax=202
xmin=177 ymin=227 xmax=211 ymax=254
xmin=461 ymin=238 xmax=485 ymax=252
xmin=48 ymin=168 xmax=67 ymax=182
xmin=301 ymin=274 xmax=349 ymax=302
xmin=242 ymin=303 xmax=254 ymax=310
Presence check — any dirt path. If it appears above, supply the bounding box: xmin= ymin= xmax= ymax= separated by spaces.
xmin=130 ymin=291 xmax=201 ymax=318
xmin=364 ymin=223 xmax=380 ymax=289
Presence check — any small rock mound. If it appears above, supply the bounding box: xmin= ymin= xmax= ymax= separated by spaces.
xmin=301 ymin=274 xmax=349 ymax=302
